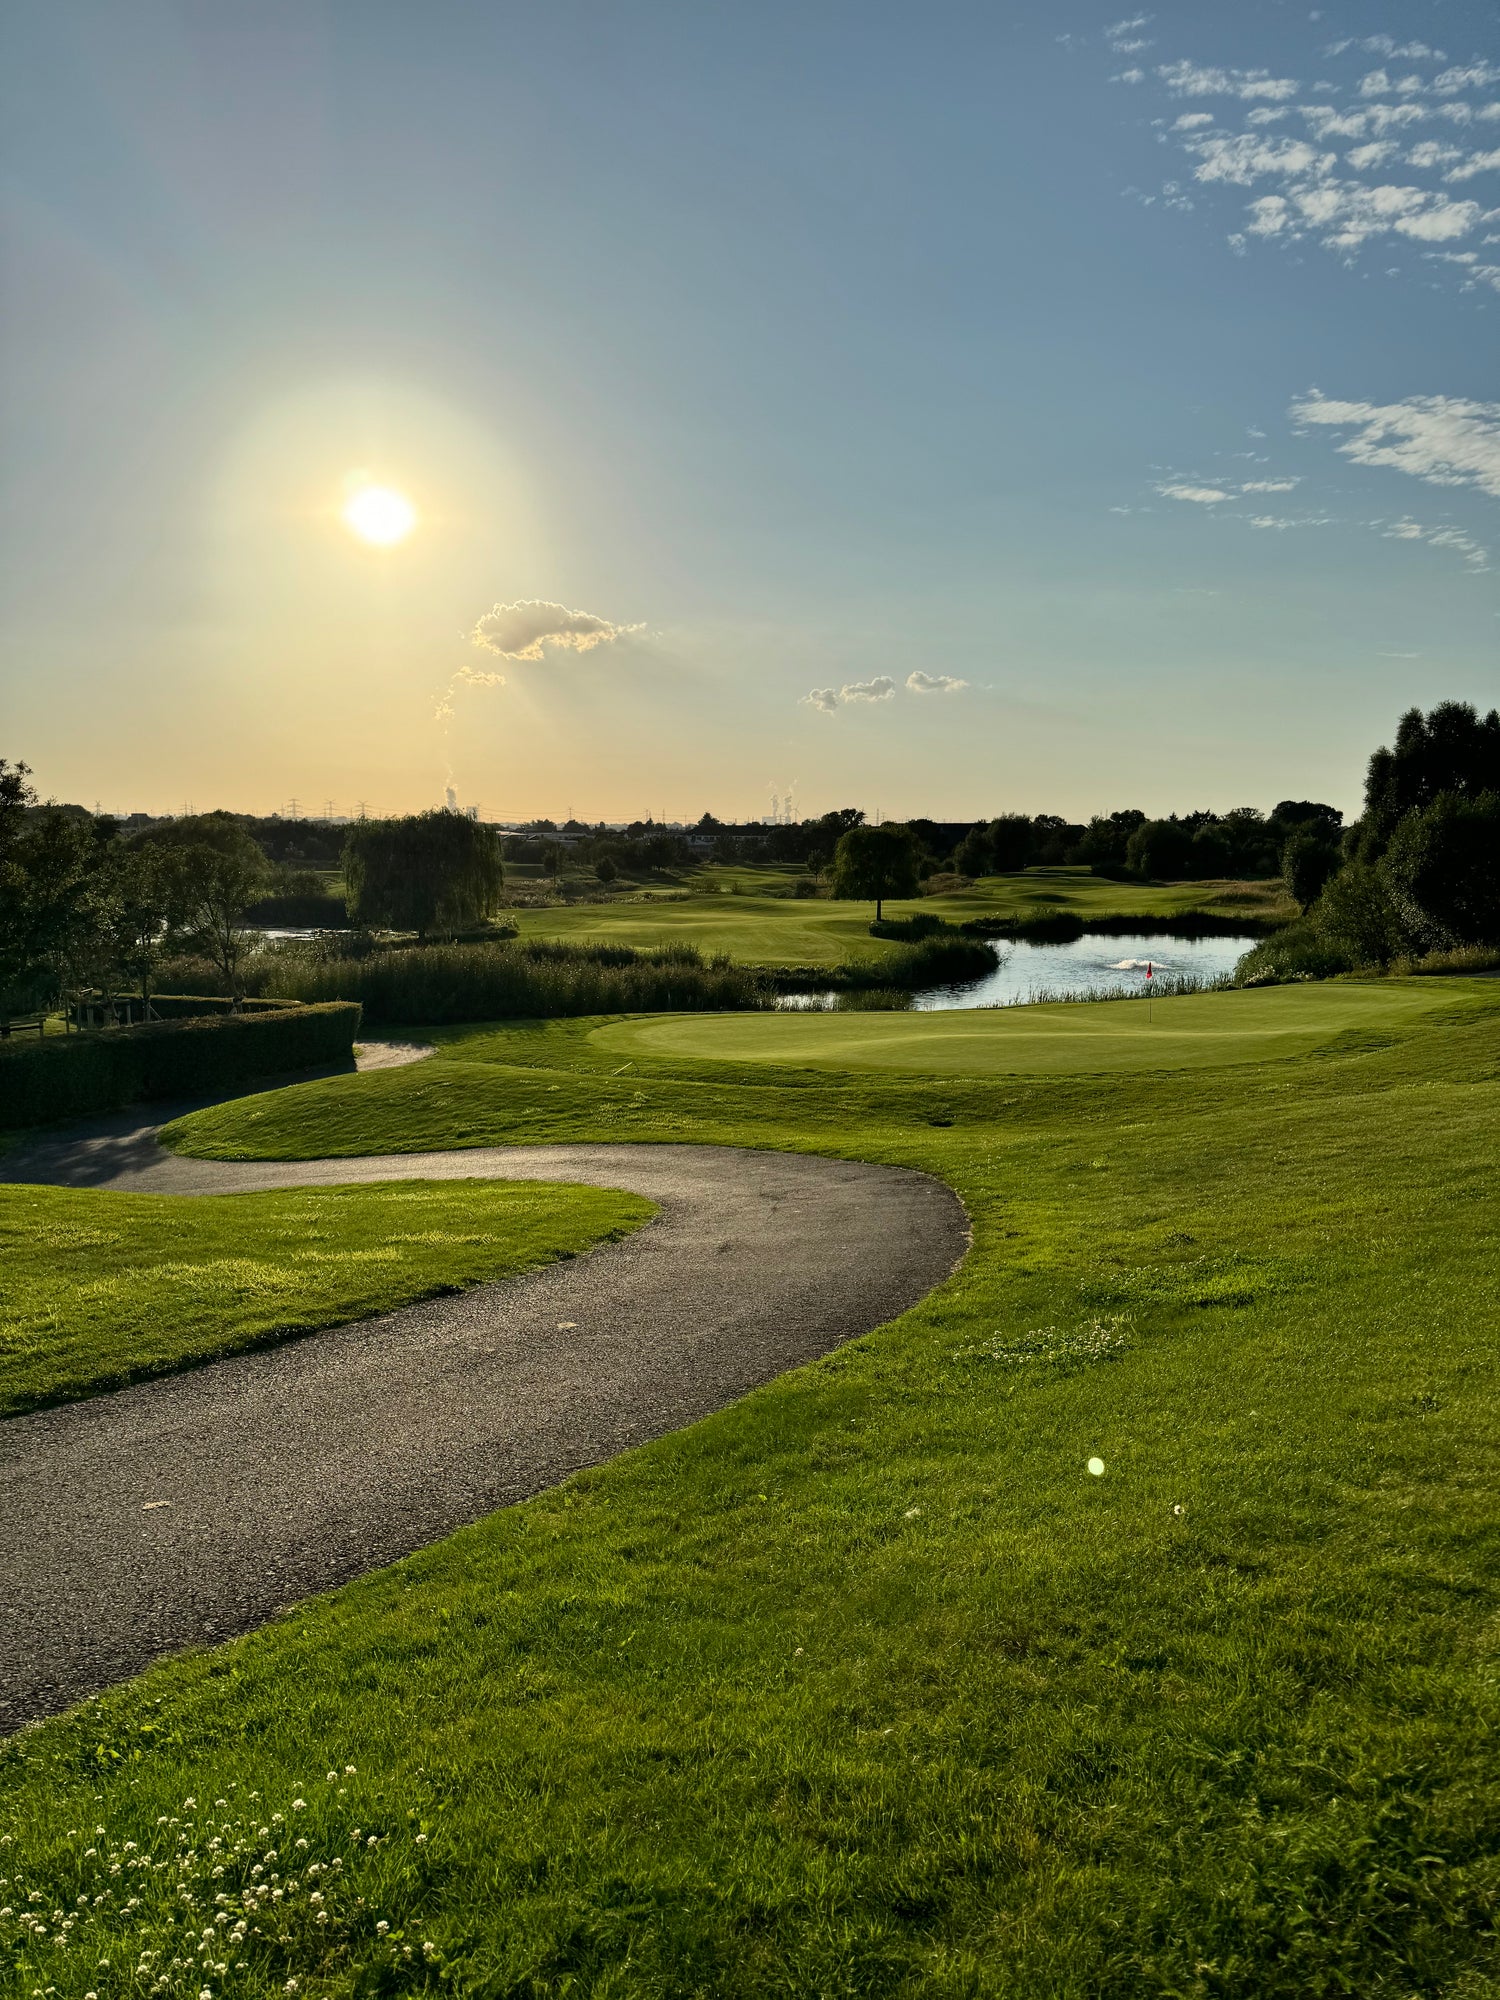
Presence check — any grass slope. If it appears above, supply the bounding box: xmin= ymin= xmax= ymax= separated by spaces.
xmin=514 ymin=867 xmax=1292 ymax=969
xmin=0 ymin=1180 xmax=651 ymax=1416
xmin=5 ymin=983 xmax=1499 ymax=1998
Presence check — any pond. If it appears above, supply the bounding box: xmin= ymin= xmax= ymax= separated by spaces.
xmin=915 ymin=931 xmax=1258 ymax=1009
xmin=779 ymin=932 xmax=1260 ymax=1012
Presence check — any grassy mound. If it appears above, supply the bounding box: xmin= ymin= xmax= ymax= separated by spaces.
xmin=0 ymin=1179 xmax=651 ymax=1415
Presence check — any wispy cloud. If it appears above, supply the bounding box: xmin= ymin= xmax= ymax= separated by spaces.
xmin=1376 ymin=518 xmax=1489 ymax=567
xmin=906 ymin=670 xmax=969 ymax=693
xmin=1157 ymin=59 xmax=1301 ymax=102
xmin=1289 ymin=391 xmax=1500 ymax=497
xmin=434 ymin=664 xmax=506 ymax=723
xmin=470 ymin=599 xmax=642 ymax=660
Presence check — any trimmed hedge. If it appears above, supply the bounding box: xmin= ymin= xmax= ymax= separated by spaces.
xmin=0 ymin=1003 xmax=362 ymax=1129
xmin=147 ymin=994 xmax=295 ymax=1021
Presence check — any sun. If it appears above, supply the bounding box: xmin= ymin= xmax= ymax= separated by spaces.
xmin=342 ymin=483 xmax=417 ymax=546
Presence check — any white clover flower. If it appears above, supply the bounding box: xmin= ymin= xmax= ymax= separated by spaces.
xmin=292 ymin=1799 xmax=306 ymax=1811
xmin=295 ymin=1839 xmax=307 ymax=1851
xmin=375 ymin=1920 xmax=389 ymax=1934
xmin=325 ymin=1772 xmax=337 ymax=1783
xmin=345 ymin=1765 xmax=355 ymax=1775
xmin=415 ymin=1834 xmax=427 ymax=1846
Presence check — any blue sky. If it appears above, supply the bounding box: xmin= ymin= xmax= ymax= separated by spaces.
xmin=1 ymin=0 xmax=1496 ymax=820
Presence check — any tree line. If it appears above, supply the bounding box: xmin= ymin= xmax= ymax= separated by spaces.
xmin=0 ymin=780 xmax=505 ymax=1023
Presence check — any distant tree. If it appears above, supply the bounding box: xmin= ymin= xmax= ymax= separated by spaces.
xmin=831 ymin=823 xmax=921 ymax=922
xmin=344 ymin=811 xmax=504 ymax=941
xmin=595 ymin=854 xmax=619 ymax=885
xmin=953 ymin=823 xmax=992 ymax=877
xmin=1126 ymin=818 xmax=1195 ymax=881
xmin=1072 ymin=810 xmax=1145 ymax=869
xmin=1382 ymin=790 xmax=1500 ymax=947
xmin=1282 ymin=829 xmax=1340 ymax=913
xmin=140 ymin=814 xmax=271 ymax=1002
xmin=1271 ymin=799 xmax=1343 ymax=842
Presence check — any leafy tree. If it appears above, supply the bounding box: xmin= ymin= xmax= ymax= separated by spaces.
xmin=100 ymin=841 xmax=182 ymax=1009
xmin=1126 ymin=818 xmax=1195 ymax=881
xmin=139 ymin=813 xmax=271 ymax=1002
xmin=595 ymin=855 xmax=619 ymax=885
xmin=344 ymin=811 xmax=504 ymax=941
xmin=1313 ymin=862 xmax=1416 ymax=968
xmin=1072 ymin=810 xmax=1145 ymax=868
xmin=1382 ymin=790 xmax=1500 ymax=947
xmin=0 ymin=768 xmax=111 ymax=1021
xmin=831 ymin=823 xmax=921 ymax=922
xmin=1282 ymin=829 xmax=1340 ymax=913
xmin=1358 ymin=701 xmax=1500 ymax=855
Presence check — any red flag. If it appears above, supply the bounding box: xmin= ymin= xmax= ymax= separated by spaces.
xmin=1146 ymin=961 xmax=1153 ymax=980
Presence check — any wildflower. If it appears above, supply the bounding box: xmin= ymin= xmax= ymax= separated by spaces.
xmin=183 ymin=1800 xmax=196 ymax=1810
xmin=367 ymin=1835 xmax=378 ymax=1848
xmin=415 ymin=1834 xmax=427 ymax=1846
xmin=325 ymin=1772 xmax=336 ymax=1783
xmin=292 ymin=1799 xmax=306 ymax=1811
xmin=83 ymin=1849 xmax=96 ymax=1860
xmin=376 ymin=1920 xmax=389 ymax=1933
xmin=295 ymin=1838 xmax=307 ymax=1851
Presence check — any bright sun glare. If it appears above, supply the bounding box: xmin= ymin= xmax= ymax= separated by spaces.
xmin=342 ymin=483 xmax=417 ymax=546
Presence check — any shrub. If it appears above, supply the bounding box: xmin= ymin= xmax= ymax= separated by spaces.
xmin=1234 ymin=923 xmax=1355 ymax=986
xmin=0 ymin=1003 xmax=361 ymax=1129
xmin=252 ymin=940 xmax=770 ymax=1024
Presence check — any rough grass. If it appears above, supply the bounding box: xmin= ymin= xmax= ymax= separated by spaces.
xmin=513 ymin=868 xmax=1295 ymax=969
xmin=4 ymin=986 xmax=1499 ymax=1998
xmin=0 ymin=1180 xmax=652 ymax=1416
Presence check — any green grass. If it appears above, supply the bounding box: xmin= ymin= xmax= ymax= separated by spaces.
xmin=0 ymin=1180 xmax=652 ymax=1417
xmin=513 ymin=867 xmax=1293 ymax=968
xmin=6 ymin=981 xmax=1500 ymax=1997
xmin=587 ymin=978 xmax=1474 ymax=1075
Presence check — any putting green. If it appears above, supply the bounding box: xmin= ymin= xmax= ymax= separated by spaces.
xmin=589 ymin=980 xmax=1488 ymax=1076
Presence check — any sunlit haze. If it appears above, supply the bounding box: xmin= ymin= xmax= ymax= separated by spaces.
xmin=2 ymin=2 xmax=1496 ymax=822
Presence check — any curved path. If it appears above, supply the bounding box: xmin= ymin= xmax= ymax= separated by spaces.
xmin=0 ymin=1111 xmax=967 ymax=1733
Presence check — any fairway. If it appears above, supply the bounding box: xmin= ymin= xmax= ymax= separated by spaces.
xmin=515 ymin=868 xmax=1292 ymax=968
xmin=589 ymin=978 xmax=1481 ymax=1075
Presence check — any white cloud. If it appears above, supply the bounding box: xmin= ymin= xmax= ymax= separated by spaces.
xmin=1240 ymin=477 xmax=1301 ymax=492
xmin=1290 ymin=390 xmax=1500 ymax=497
xmin=1433 ymin=62 xmax=1500 ymax=96
xmin=1173 ymin=111 xmax=1215 ymax=129
xmin=906 ymin=670 xmax=969 ymax=694
xmin=1156 ymin=482 xmax=1232 ymax=503
xmin=1245 ymin=179 xmax=1484 ymax=250
xmin=1158 ymin=60 xmax=1300 ymax=102
xmin=1446 ymin=148 xmax=1500 ymax=181
xmin=803 ymin=676 xmax=898 ymax=713
xmin=1189 ymin=133 xmax=1333 ymax=183
xmin=1247 ymin=513 xmax=1333 ymax=529
xmin=470 ymin=599 xmax=641 ymax=660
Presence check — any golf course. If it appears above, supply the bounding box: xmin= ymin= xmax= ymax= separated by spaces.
xmin=510 ymin=867 xmax=1293 ymax=969
xmin=4 ymin=970 xmax=1498 ymax=1998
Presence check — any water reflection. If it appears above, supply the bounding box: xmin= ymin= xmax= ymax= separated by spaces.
xmin=779 ymin=932 xmax=1258 ymax=1012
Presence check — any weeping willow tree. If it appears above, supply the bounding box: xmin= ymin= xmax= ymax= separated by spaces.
xmin=343 ymin=811 xmax=505 ymax=939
